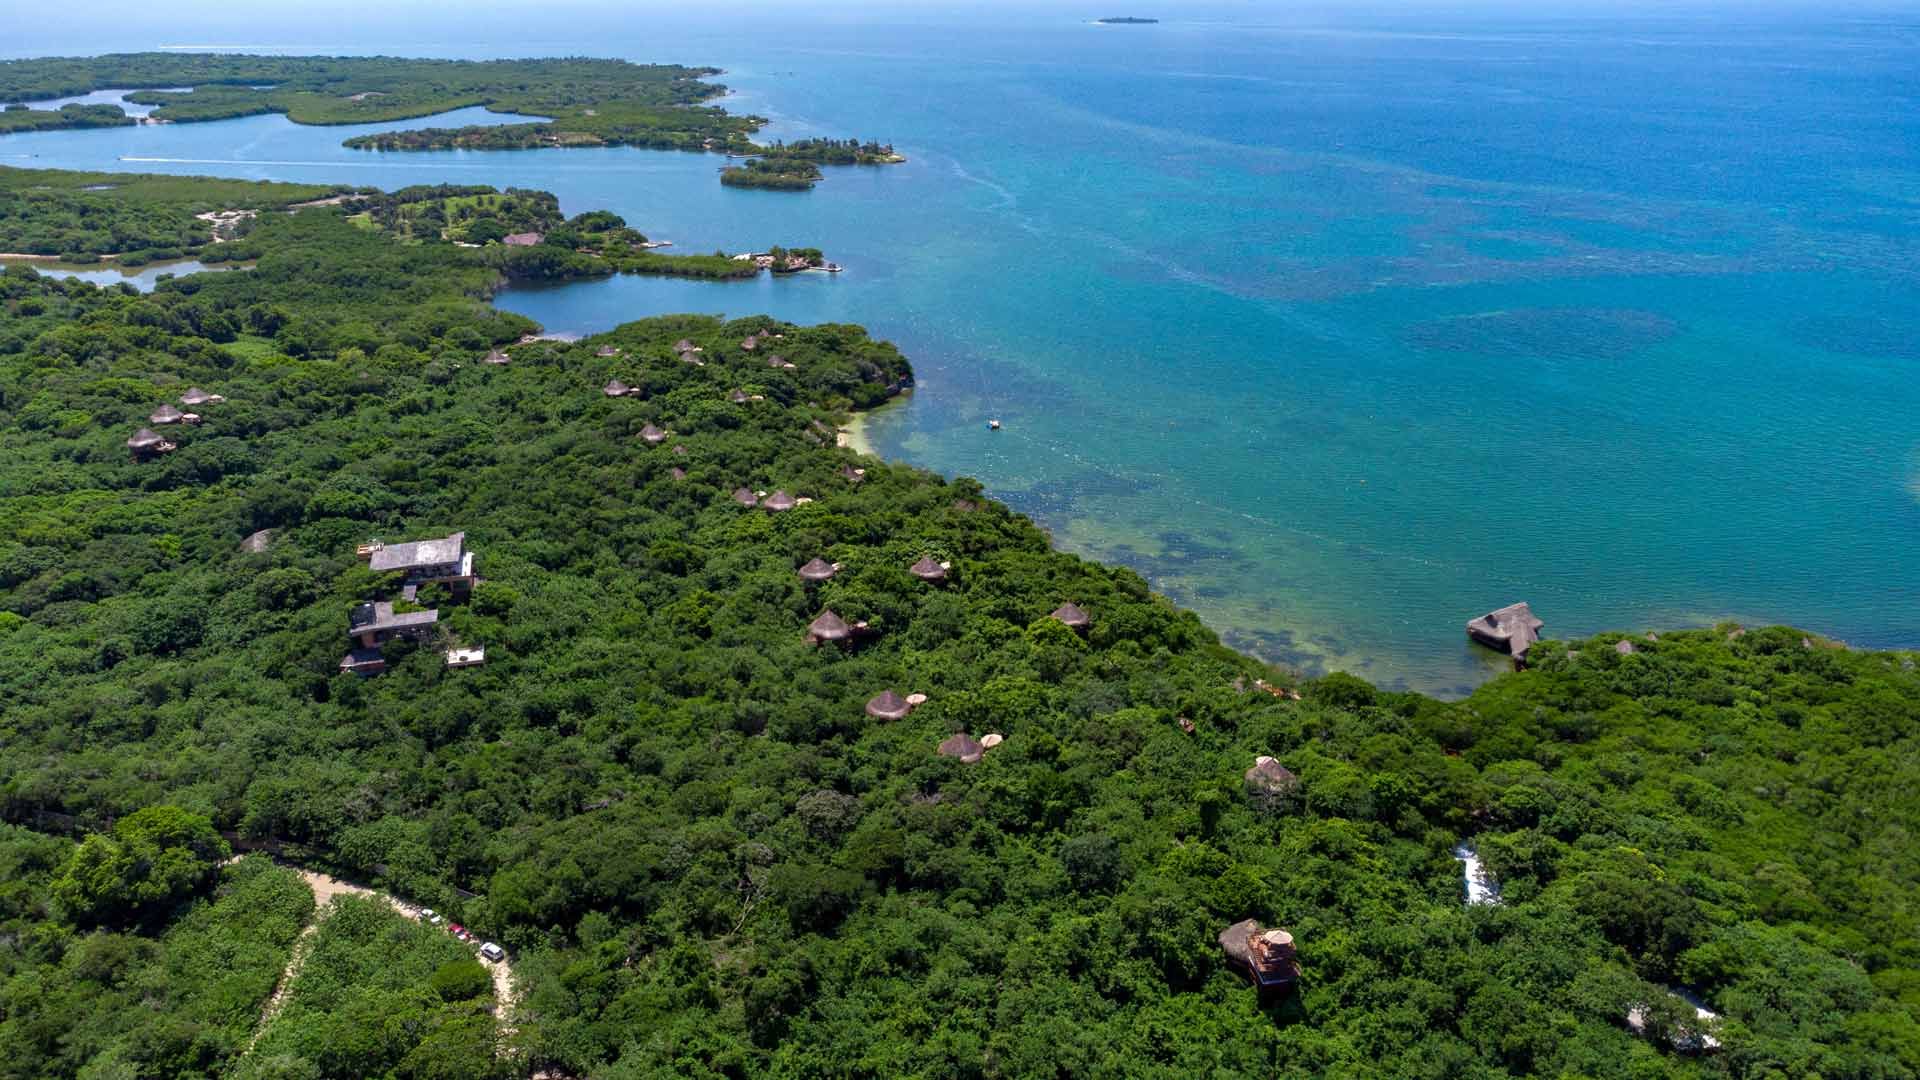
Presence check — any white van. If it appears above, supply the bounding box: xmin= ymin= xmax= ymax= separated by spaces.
xmin=479 ymin=942 xmax=504 ymax=962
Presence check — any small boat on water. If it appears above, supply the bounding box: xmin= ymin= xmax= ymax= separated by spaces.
xmin=988 ymin=419 xmax=1001 ymax=430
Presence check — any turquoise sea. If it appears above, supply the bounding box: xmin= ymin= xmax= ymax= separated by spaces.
xmin=7 ymin=2 xmax=1919 ymax=693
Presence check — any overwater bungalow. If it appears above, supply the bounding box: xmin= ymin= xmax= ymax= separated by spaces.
xmin=1218 ymin=920 xmax=1301 ymax=992
xmin=937 ymin=733 xmax=985 ymax=764
xmin=1466 ymin=602 xmax=1544 ymax=662
xmin=639 ymin=423 xmax=669 ymax=445
xmin=798 ymin=558 xmax=839 ymax=582
xmin=865 ymin=690 xmax=911 ymax=720
xmin=910 ymin=556 xmax=948 ymax=583
xmin=762 ymin=490 xmax=797 ymax=512
xmin=807 ymin=609 xmax=852 ymax=645
xmin=1049 ymin=603 xmax=1091 ymax=630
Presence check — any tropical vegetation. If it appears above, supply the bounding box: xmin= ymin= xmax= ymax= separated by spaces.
xmin=0 ymin=168 xmax=1915 ymax=1079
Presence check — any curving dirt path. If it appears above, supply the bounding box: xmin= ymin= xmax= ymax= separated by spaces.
xmin=242 ymin=862 xmax=519 ymax=1051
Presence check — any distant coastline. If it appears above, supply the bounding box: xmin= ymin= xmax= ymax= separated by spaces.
xmin=1096 ymin=16 xmax=1159 ymax=24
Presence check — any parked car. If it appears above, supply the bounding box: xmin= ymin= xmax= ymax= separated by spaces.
xmin=479 ymin=942 xmax=504 ymax=962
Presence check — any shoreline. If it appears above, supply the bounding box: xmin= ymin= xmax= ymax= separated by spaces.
xmin=837 ymin=410 xmax=875 ymax=455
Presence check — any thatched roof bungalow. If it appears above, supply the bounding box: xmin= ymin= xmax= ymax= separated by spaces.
xmin=910 ymin=556 xmax=947 ymax=583
xmin=126 ymin=427 xmax=174 ymax=456
xmin=840 ymin=465 xmax=866 ymax=483
xmin=762 ymin=490 xmax=797 ymax=512
xmin=865 ymin=691 xmax=911 ymax=720
xmin=149 ymin=404 xmax=187 ymax=425
xmin=1050 ymin=603 xmax=1091 ymax=630
xmin=1245 ymin=755 xmax=1299 ymax=796
xmin=1614 ymin=639 xmax=1636 ymax=655
xmin=179 ymin=387 xmax=224 ymax=406
xmin=730 ymin=389 xmax=751 ymax=404
xmin=732 ymin=487 xmax=758 ymax=507
xmin=1466 ymin=602 xmax=1544 ymax=661
xmin=1218 ymin=919 xmax=1300 ymax=990
xmin=596 ymin=345 xmax=621 ymax=358
xmin=938 ymin=733 xmax=985 ymax=764
xmin=798 ymin=558 xmax=838 ymax=582
xmin=482 ymin=349 xmax=510 ymax=365
xmin=639 ymin=423 xmax=669 ymax=445
xmin=807 ymin=609 xmax=852 ymax=645
xmin=670 ymin=467 xmax=687 ymax=481
xmin=603 ymin=379 xmax=631 ymax=398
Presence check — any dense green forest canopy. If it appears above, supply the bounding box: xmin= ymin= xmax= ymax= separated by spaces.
xmin=0 ymin=170 xmax=1916 ymax=1078
xmin=0 ymin=167 xmax=344 ymax=260
xmin=0 ymin=55 xmax=755 ymax=150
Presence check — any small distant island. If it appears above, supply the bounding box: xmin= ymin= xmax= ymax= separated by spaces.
xmin=0 ymin=55 xmax=904 ymax=192
xmin=1096 ymin=16 xmax=1159 ymax=24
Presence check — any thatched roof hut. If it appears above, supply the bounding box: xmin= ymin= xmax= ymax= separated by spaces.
xmin=807 ymin=609 xmax=852 ymax=645
xmin=127 ymin=427 xmax=166 ymax=451
xmin=603 ymin=379 xmax=631 ymax=398
xmin=482 ymin=349 xmax=510 ymax=365
xmin=596 ymin=345 xmax=621 ymax=358
xmin=1245 ymin=755 xmax=1298 ymax=795
xmin=938 ymin=733 xmax=985 ymax=764
xmin=179 ymin=387 xmax=223 ymax=406
xmin=1466 ymin=602 xmax=1543 ymax=660
xmin=910 ymin=556 xmax=947 ymax=583
xmin=670 ymin=467 xmax=687 ymax=481
xmin=639 ymin=423 xmax=669 ymax=445
xmin=865 ymin=690 xmax=911 ymax=720
xmin=730 ymin=389 xmax=751 ymax=404
xmin=1050 ymin=603 xmax=1091 ymax=630
xmin=762 ymin=490 xmax=797 ymax=512
xmin=740 ymin=336 xmax=758 ymax=351
xmin=798 ymin=558 xmax=838 ymax=582
xmin=732 ymin=487 xmax=758 ymax=507
xmin=672 ymin=444 xmax=688 ymax=456
xmin=1218 ymin=919 xmax=1300 ymax=990
xmin=840 ymin=465 xmax=866 ymax=484
xmin=149 ymin=404 xmax=186 ymax=425
xmin=1614 ymin=639 xmax=1636 ymax=655
xmin=674 ymin=338 xmax=697 ymax=353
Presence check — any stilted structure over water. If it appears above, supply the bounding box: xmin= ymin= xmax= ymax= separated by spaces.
xmin=1467 ymin=602 xmax=1543 ymax=663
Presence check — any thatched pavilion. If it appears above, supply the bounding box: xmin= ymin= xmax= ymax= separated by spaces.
xmin=798 ymin=558 xmax=839 ymax=583
xmin=937 ymin=733 xmax=985 ymax=764
xmin=1049 ymin=603 xmax=1091 ymax=630
xmin=179 ymin=387 xmax=224 ymax=406
xmin=732 ymin=488 xmax=758 ymax=507
xmin=603 ymin=379 xmax=631 ymax=398
xmin=762 ymin=490 xmax=797 ymax=512
xmin=1218 ymin=919 xmax=1300 ymax=992
xmin=127 ymin=427 xmax=175 ymax=458
xmin=596 ymin=345 xmax=621 ymax=358
xmin=807 ymin=609 xmax=852 ymax=646
xmin=909 ymin=556 xmax=947 ymax=583
xmin=149 ymin=404 xmax=187 ymax=425
xmin=865 ymin=691 xmax=911 ymax=720
xmin=1466 ymin=602 xmax=1544 ymax=661
xmin=639 ymin=423 xmax=669 ymax=445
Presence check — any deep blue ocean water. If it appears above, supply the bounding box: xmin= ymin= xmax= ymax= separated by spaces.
xmin=7 ymin=2 xmax=1919 ymax=693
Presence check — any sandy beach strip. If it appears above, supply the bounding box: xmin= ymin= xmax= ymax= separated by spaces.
xmin=837 ymin=411 xmax=875 ymax=455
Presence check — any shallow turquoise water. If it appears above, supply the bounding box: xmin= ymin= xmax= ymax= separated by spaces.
xmin=7 ymin=4 xmax=1919 ymax=693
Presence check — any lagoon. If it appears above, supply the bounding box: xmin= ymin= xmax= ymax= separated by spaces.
xmin=6 ymin=5 xmax=1918 ymax=693
xmin=2 ymin=257 xmax=247 ymax=291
